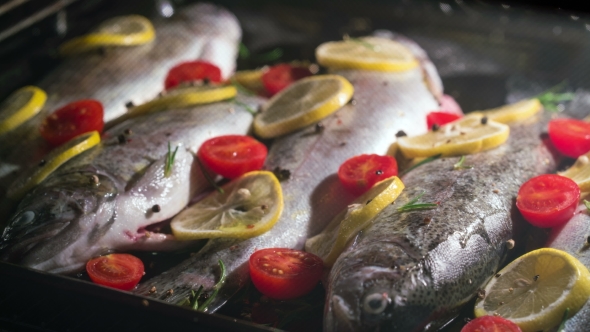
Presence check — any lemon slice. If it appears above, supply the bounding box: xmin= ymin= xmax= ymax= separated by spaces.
xmin=305 ymin=176 xmax=404 ymax=266
xmin=254 ymin=75 xmax=353 ymax=139
xmin=171 ymin=171 xmax=283 ymax=240
xmin=59 ymin=15 xmax=155 ymax=56
xmin=558 ymin=150 xmax=590 ymax=193
xmin=316 ymin=36 xmax=419 ymax=71
xmin=0 ymin=86 xmax=47 ymax=135
xmin=109 ymin=85 xmax=237 ymax=128
xmin=470 ymin=98 xmax=543 ymax=124
xmin=397 ymin=115 xmax=510 ymax=158
xmin=474 ymin=248 xmax=590 ymax=332
xmin=232 ymin=69 xmax=265 ymax=94
xmin=7 ymin=131 xmax=101 ymax=199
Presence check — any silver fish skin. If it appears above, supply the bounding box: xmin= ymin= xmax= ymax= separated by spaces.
xmin=0 ymin=97 xmax=259 ymax=274
xmin=0 ymin=3 xmax=240 ymax=219
xmin=546 ymin=204 xmax=590 ymax=332
xmin=134 ymin=45 xmax=440 ymax=309
xmin=325 ymin=112 xmax=561 ymax=332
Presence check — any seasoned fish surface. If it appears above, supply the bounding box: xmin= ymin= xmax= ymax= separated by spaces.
xmin=325 ymin=113 xmax=560 ymax=331
xmin=135 ymin=58 xmax=440 ymax=310
xmin=0 ymin=100 xmax=255 ymax=274
xmin=0 ymin=3 xmax=240 ymax=222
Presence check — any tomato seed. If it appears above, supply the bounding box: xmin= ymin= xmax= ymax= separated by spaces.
xmin=278 ymin=270 xmax=283 ymax=274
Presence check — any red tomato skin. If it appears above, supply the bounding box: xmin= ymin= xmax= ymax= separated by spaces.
xmin=548 ymin=118 xmax=590 ymax=158
xmin=198 ymin=135 xmax=267 ymax=179
xmin=516 ymin=174 xmax=580 ymax=228
xmin=461 ymin=316 xmax=522 ymax=332
xmin=438 ymin=94 xmax=464 ymax=116
xmin=86 ymin=254 xmax=144 ymax=291
xmin=249 ymin=248 xmax=323 ymax=300
xmin=39 ymin=99 xmax=104 ymax=146
xmin=338 ymin=154 xmax=398 ymax=196
xmin=164 ymin=60 xmax=222 ymax=90
xmin=261 ymin=64 xmax=313 ymax=96
xmin=426 ymin=112 xmax=462 ymax=130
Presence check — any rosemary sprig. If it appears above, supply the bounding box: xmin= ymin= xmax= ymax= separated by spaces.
xmin=230 ymin=78 xmax=255 ymax=96
xmin=557 ymin=307 xmax=570 ymax=332
xmin=399 ymin=154 xmax=442 ymax=176
xmin=238 ymin=43 xmax=283 ymax=62
xmin=196 ymin=157 xmax=224 ymax=194
xmin=164 ymin=142 xmax=179 ymax=177
xmin=534 ymin=80 xmax=574 ymax=112
xmin=231 ymin=99 xmax=258 ymax=115
xmin=584 ymin=199 xmax=590 ymax=212
xmin=453 ymin=155 xmax=473 ymax=170
xmin=349 ymin=37 xmax=376 ymax=51
xmin=197 ymin=259 xmax=227 ymax=312
xmin=397 ymin=191 xmax=439 ymax=213
xmin=183 ymin=260 xmax=227 ymax=312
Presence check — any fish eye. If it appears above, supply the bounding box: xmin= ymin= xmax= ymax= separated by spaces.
xmin=362 ymin=292 xmax=390 ymax=315
xmin=15 ymin=211 xmax=35 ymax=226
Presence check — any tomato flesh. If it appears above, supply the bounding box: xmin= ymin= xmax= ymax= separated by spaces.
xmin=548 ymin=118 xmax=590 ymax=158
xmin=39 ymin=99 xmax=104 ymax=146
xmin=198 ymin=135 xmax=267 ymax=179
xmin=338 ymin=154 xmax=398 ymax=195
xmin=86 ymin=254 xmax=144 ymax=291
xmin=461 ymin=316 xmax=522 ymax=332
xmin=164 ymin=60 xmax=222 ymax=90
xmin=427 ymin=112 xmax=462 ymax=130
xmin=249 ymin=248 xmax=323 ymax=300
xmin=516 ymin=174 xmax=580 ymax=228
xmin=261 ymin=64 xmax=313 ymax=96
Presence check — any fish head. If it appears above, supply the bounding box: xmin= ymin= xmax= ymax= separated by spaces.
xmin=0 ymin=168 xmax=119 ymax=274
xmin=327 ymin=243 xmax=437 ymax=332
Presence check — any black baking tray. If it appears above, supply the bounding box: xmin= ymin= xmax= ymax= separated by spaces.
xmin=2 ymin=0 xmax=590 ymax=331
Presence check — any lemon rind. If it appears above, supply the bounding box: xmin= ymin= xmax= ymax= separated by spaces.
xmin=0 ymin=86 xmax=47 ymax=135
xmin=171 ymin=171 xmax=284 ymax=240
xmin=7 ymin=131 xmax=101 ymax=199
xmin=254 ymin=75 xmax=354 ymax=139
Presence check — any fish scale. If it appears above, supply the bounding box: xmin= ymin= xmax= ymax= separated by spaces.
xmin=134 ymin=39 xmax=441 ymax=310
xmin=325 ymin=112 xmax=561 ymax=331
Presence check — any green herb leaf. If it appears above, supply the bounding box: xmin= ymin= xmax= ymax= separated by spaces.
xmin=191 ymin=286 xmax=204 ymax=310
xmin=534 ymin=81 xmax=574 ymax=113
xmin=349 ymin=37 xmax=375 ymax=51
xmin=399 ymin=154 xmax=442 ymax=176
xmin=253 ymin=47 xmax=283 ymax=62
xmin=453 ymin=155 xmax=473 ymax=170
xmin=558 ymin=307 xmax=570 ymax=332
xmin=239 ymin=43 xmax=250 ymax=59
xmin=196 ymin=157 xmax=224 ymax=194
xmin=164 ymin=142 xmax=179 ymax=178
xmin=584 ymin=200 xmax=590 ymax=212
xmin=397 ymin=191 xmax=439 ymax=213
xmin=197 ymin=260 xmax=227 ymax=312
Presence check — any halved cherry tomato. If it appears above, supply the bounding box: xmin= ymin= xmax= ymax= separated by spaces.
xmin=261 ymin=64 xmax=313 ymax=96
xmin=164 ymin=60 xmax=222 ymax=90
xmin=197 ymin=135 xmax=267 ymax=179
xmin=516 ymin=174 xmax=580 ymax=228
xmin=249 ymin=248 xmax=323 ymax=300
xmin=426 ymin=112 xmax=462 ymax=130
xmin=39 ymin=99 xmax=104 ymax=146
xmin=86 ymin=253 xmax=144 ymax=291
xmin=461 ymin=316 xmax=522 ymax=332
xmin=548 ymin=118 xmax=590 ymax=158
xmin=338 ymin=154 xmax=398 ymax=196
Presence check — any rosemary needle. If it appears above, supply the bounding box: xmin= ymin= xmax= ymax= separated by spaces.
xmin=453 ymin=155 xmax=473 ymax=170
xmin=164 ymin=142 xmax=179 ymax=178
xmin=196 ymin=157 xmax=224 ymax=194
xmin=397 ymin=191 xmax=438 ymax=213
xmin=399 ymin=154 xmax=442 ymax=176
xmin=584 ymin=200 xmax=590 ymax=212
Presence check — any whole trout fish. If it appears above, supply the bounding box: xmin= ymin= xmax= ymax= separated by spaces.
xmin=0 ymin=3 xmax=240 ymax=221
xmin=134 ymin=35 xmax=441 ymax=311
xmin=324 ymin=110 xmax=562 ymax=331
xmin=0 ymin=98 xmax=258 ymax=274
